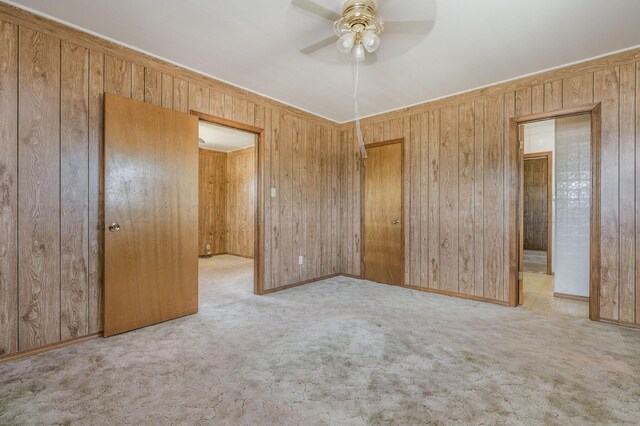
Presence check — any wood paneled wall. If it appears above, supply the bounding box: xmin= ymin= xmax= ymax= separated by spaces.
xmin=198 ymin=149 xmax=227 ymax=256
xmin=340 ymin=48 xmax=640 ymax=328
xmin=0 ymin=4 xmax=340 ymax=358
xmin=227 ymin=146 xmax=255 ymax=258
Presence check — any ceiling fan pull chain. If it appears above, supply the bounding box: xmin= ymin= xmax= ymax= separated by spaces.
xmin=353 ymin=59 xmax=367 ymax=159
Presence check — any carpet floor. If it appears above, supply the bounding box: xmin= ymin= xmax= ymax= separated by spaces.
xmin=1 ymin=255 xmax=639 ymax=425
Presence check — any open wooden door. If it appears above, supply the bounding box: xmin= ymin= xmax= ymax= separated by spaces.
xmin=104 ymin=93 xmax=199 ymax=337
xmin=363 ymin=140 xmax=404 ymax=285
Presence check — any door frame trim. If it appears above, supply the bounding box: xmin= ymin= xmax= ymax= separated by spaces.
xmin=359 ymin=138 xmax=405 ymax=286
xmin=523 ymin=151 xmax=553 ymax=276
xmin=191 ymin=111 xmax=266 ymax=295
xmin=512 ymin=103 xmax=601 ymax=321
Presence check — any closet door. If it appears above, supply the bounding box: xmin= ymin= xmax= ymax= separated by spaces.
xmin=104 ymin=93 xmax=199 ymax=337
xmin=363 ymin=141 xmax=404 ymax=285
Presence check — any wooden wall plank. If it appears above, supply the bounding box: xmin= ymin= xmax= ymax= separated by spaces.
xmin=161 ymin=73 xmax=173 ymax=109
xmin=419 ymin=113 xmax=430 ymax=287
xmin=269 ymin=110 xmax=281 ymax=290
xmin=291 ymin=117 xmax=303 ymax=282
xmin=87 ymin=50 xmax=103 ymax=334
xmin=353 ymin=129 xmax=362 ymax=277
xmin=144 ymin=67 xmax=162 ymax=106
xmin=563 ymin=73 xmax=594 ymax=108
xmin=0 ymin=20 xmax=18 ymax=356
xmin=503 ymin=91 xmax=516 ymax=302
xmin=198 ymin=150 xmax=226 ymax=256
xmin=483 ymin=94 xmax=504 ymax=301
xmin=515 ymin=87 xmax=531 ymax=117
xmin=473 ymin=99 xmax=485 ymax=298
xmin=18 ymin=27 xmax=61 ymax=350
xmin=209 ymin=91 xmax=224 ymax=118
xmin=637 ymin=62 xmax=640 ymax=325
xmin=188 ymin=82 xmax=209 ymax=114
xmin=619 ymin=63 xmax=635 ymax=323
xmin=428 ymin=110 xmax=440 ymax=288
xmin=544 ymin=80 xmax=563 ymax=112
xmin=173 ymin=78 xmax=188 ymax=113
xmin=279 ymin=113 xmax=292 ymax=284
xmin=439 ymin=106 xmax=459 ymax=293
xmin=458 ymin=102 xmax=475 ymax=295
xmin=131 ymin=63 xmax=144 ymax=101
xmin=60 ymin=41 xmax=89 ymax=340
xmin=594 ymin=67 xmax=620 ymax=320
xmin=227 ymin=147 xmax=255 ymax=258
xmin=409 ymin=114 xmax=421 ymax=285
xmin=262 ymin=108 xmax=272 ymax=288
xmin=104 ymin=55 xmax=131 ymax=97
xmin=532 ymin=84 xmax=544 ymax=114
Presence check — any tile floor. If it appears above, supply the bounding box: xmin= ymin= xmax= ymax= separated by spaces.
xmin=522 ymin=272 xmax=589 ymax=317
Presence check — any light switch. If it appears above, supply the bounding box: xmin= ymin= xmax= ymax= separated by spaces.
xmin=298 ymin=256 xmax=304 ymax=265
xmin=271 ymin=187 xmax=277 ymax=198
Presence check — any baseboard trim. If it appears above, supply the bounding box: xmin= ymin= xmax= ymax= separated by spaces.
xmin=599 ymin=318 xmax=640 ymax=330
xmin=554 ymin=292 xmax=589 ymax=302
xmin=226 ymin=252 xmax=254 ymax=259
xmin=0 ymin=332 xmax=102 ymax=363
xmin=402 ymin=284 xmax=510 ymax=306
xmin=261 ymin=274 xmax=339 ymax=295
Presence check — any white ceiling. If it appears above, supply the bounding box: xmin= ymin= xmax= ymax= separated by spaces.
xmin=199 ymin=121 xmax=255 ymax=152
xmin=8 ymin=0 xmax=640 ymax=123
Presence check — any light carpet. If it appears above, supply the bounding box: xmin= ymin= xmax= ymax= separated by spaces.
xmin=1 ymin=255 xmax=639 ymax=425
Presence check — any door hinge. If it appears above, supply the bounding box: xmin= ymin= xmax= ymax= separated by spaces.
xmin=518 ymin=271 xmax=523 ymax=280
xmin=519 ymin=140 xmax=524 ymax=150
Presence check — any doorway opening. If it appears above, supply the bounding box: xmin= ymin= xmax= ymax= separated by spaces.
xmin=193 ymin=111 xmax=264 ymax=295
xmin=361 ymin=139 xmax=405 ymax=286
xmin=515 ymin=105 xmax=601 ymax=320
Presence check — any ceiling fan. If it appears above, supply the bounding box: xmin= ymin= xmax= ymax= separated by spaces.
xmin=293 ymin=0 xmax=433 ymax=61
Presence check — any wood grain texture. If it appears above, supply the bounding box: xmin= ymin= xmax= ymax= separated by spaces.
xmin=144 ymin=67 xmax=162 ymax=106
xmin=0 ymin=9 xmax=343 ymax=357
xmin=439 ymin=106 xmax=459 ymax=293
xmin=523 ymin=158 xmax=549 ymax=251
xmin=104 ymin=55 xmax=131 ymax=97
xmin=131 ymin=63 xmax=144 ymax=101
xmin=198 ymin=149 xmax=227 ymax=256
xmin=87 ymin=50 xmax=103 ymax=335
xmin=60 ymin=41 xmax=89 ymax=340
xmin=428 ymin=110 xmax=440 ymax=288
xmin=619 ymin=63 xmax=635 ymax=323
xmin=563 ymin=73 xmax=594 ymax=108
xmin=18 ymin=27 xmax=61 ymax=350
xmin=104 ymin=94 xmax=199 ymax=337
xmin=458 ymin=102 xmax=475 ymax=295
xmin=227 ymin=147 xmax=256 ymax=258
xmin=0 ymin=20 xmax=18 ymax=356
xmin=544 ymin=80 xmax=563 ymax=112
xmin=594 ymin=67 xmax=620 ymax=320
xmin=363 ymin=142 xmax=403 ymax=285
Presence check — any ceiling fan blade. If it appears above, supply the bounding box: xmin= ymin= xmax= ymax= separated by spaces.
xmin=384 ymin=20 xmax=434 ymax=35
xmin=291 ymin=0 xmax=341 ymax=22
xmin=300 ymin=34 xmax=339 ymax=54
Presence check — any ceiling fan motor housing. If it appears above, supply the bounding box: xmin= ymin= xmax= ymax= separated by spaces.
xmin=334 ymin=0 xmax=384 ymax=39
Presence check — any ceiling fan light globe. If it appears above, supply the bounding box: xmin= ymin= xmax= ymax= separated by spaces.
xmin=353 ymin=43 xmax=365 ymax=62
xmin=362 ymin=30 xmax=380 ymax=53
xmin=337 ymin=32 xmax=355 ymax=54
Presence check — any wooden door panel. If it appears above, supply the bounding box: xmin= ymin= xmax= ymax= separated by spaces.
xmin=523 ymin=157 xmax=548 ymax=251
xmin=363 ymin=142 xmax=403 ymax=285
xmin=104 ymin=93 xmax=199 ymax=337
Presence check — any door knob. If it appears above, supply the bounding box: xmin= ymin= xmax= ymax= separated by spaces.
xmin=108 ymin=223 xmax=121 ymax=232
xmin=392 ymin=219 xmax=400 ymax=225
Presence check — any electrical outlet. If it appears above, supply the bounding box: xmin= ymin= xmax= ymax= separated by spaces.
xmin=271 ymin=187 xmax=277 ymax=198
xmin=298 ymin=255 xmax=304 ymax=265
